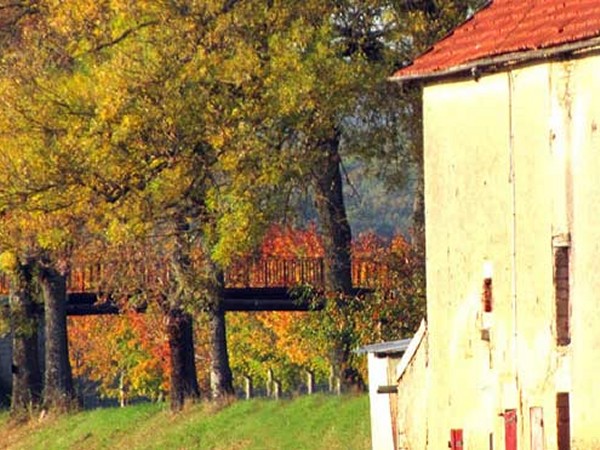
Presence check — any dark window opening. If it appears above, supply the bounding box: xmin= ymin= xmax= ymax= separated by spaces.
xmin=556 ymin=392 xmax=571 ymax=450
xmin=554 ymin=246 xmax=570 ymax=346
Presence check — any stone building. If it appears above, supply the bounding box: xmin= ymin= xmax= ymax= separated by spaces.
xmin=391 ymin=1 xmax=600 ymax=449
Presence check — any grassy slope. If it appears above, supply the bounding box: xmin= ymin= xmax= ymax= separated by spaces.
xmin=0 ymin=394 xmax=370 ymax=450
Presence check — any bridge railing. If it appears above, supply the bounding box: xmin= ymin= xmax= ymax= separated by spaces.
xmin=224 ymin=257 xmax=325 ymax=288
xmin=69 ymin=264 xmax=106 ymax=293
xmin=69 ymin=259 xmax=172 ymax=294
xmin=0 ymin=256 xmax=391 ymax=295
xmin=352 ymin=257 xmax=391 ymax=289
xmin=226 ymin=257 xmax=391 ymax=290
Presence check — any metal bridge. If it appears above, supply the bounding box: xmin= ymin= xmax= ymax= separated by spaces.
xmin=1 ymin=257 xmax=387 ymax=314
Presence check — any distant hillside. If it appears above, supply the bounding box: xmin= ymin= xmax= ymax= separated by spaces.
xmin=294 ymin=157 xmax=415 ymax=239
xmin=344 ymin=158 xmax=414 ymax=239
xmin=0 ymin=394 xmax=370 ymax=450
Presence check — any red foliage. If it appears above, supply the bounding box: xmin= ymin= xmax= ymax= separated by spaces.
xmin=351 ymin=231 xmax=388 ymax=259
xmin=260 ymin=223 xmax=324 ymax=258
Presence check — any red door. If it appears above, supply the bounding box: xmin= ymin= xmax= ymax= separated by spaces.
xmin=504 ymin=409 xmax=518 ymax=450
xmin=450 ymin=429 xmax=464 ymax=450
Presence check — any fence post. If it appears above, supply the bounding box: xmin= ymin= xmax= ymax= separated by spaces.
xmin=306 ymin=369 xmax=315 ymax=395
xmin=119 ymin=371 xmax=128 ymax=407
xmin=328 ymin=364 xmax=335 ymax=393
xmin=244 ymin=375 xmax=253 ymax=400
xmin=266 ymin=368 xmax=273 ymax=398
xmin=329 ymin=364 xmax=341 ymax=395
xmin=273 ymin=380 xmax=281 ymax=400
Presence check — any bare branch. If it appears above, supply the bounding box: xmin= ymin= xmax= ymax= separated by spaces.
xmin=82 ymin=20 xmax=159 ymax=56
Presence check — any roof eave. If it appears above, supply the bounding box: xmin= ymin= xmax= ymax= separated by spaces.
xmin=355 ymin=338 xmax=412 ymax=355
xmin=389 ymin=35 xmax=600 ymax=85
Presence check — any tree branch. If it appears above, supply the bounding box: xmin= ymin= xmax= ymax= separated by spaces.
xmin=83 ymin=20 xmax=159 ymax=55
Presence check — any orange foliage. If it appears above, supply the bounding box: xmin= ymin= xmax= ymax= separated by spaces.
xmin=255 ymin=227 xmax=423 ymax=379
xmin=255 ymin=225 xmax=326 ymax=367
xmin=352 ymin=231 xmax=388 ymax=259
xmin=260 ymin=223 xmax=323 ymax=258
xmin=68 ymin=224 xmax=422 ymax=395
xmin=69 ymin=310 xmax=170 ymax=400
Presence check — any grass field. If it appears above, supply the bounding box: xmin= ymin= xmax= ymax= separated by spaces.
xmin=0 ymin=394 xmax=370 ymax=450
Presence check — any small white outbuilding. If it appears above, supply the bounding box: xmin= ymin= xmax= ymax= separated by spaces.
xmin=357 ymin=335 xmax=412 ymax=450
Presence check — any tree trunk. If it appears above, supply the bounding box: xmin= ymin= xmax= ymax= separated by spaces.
xmin=411 ymin=166 xmax=425 ymax=253
xmin=209 ymin=304 xmax=234 ymax=399
xmin=166 ymin=307 xmax=200 ymax=411
xmin=37 ymin=262 xmax=74 ymax=411
xmin=313 ymin=132 xmax=353 ymax=293
xmin=9 ymin=260 xmax=42 ymax=415
xmin=207 ymin=270 xmax=234 ymax=399
xmin=409 ymin=91 xmax=426 ymax=255
xmin=166 ymin=218 xmax=201 ymax=412
xmin=313 ymin=132 xmax=364 ymax=391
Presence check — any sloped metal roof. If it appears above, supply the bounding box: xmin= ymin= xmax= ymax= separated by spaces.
xmin=356 ymin=338 xmax=412 ymax=355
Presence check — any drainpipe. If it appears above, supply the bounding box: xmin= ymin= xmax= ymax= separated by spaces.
xmin=508 ymin=71 xmax=520 ymax=398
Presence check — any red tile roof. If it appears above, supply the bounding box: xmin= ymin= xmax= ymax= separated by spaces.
xmin=392 ymin=0 xmax=600 ymax=81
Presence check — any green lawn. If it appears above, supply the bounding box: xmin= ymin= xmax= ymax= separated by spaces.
xmin=0 ymin=394 xmax=370 ymax=450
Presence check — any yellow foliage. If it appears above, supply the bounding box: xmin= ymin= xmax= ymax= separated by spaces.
xmin=0 ymin=251 xmax=18 ymax=273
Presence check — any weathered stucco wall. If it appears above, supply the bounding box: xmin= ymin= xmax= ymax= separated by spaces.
xmin=420 ymin=52 xmax=600 ymax=449
xmin=424 ymin=70 xmax=517 ymax=450
xmin=562 ymin=55 xmax=600 ymax=450
xmin=396 ymin=329 xmax=428 ymax=450
xmin=367 ymin=353 xmax=396 ymax=450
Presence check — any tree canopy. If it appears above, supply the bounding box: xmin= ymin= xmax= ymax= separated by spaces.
xmin=0 ymin=0 xmax=484 ymax=412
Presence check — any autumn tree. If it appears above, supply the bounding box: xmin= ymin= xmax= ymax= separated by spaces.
xmin=0 ymin=0 xmax=291 ymax=410
xmin=0 ymin=1 xmax=110 ymax=412
xmin=0 ymin=96 xmax=82 ymax=413
xmin=0 ymin=0 xmax=483 ymax=412
xmin=252 ymin=0 xmax=484 ymax=386
xmin=1 ymin=254 xmax=42 ymax=416
xmin=248 ymin=2 xmax=368 ymax=388
xmin=0 ymin=216 xmax=80 ymax=413
xmin=69 ymin=311 xmax=170 ymax=405
xmin=0 ymin=1 xmax=191 ymax=411
xmin=228 ymin=226 xmax=425 ymax=389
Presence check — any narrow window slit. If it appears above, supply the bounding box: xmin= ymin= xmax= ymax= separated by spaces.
xmin=554 ymin=245 xmax=570 ymax=346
